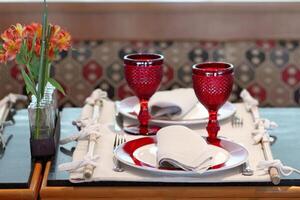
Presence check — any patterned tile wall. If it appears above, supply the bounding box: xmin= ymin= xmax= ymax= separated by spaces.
xmin=1 ymin=40 xmax=300 ymax=107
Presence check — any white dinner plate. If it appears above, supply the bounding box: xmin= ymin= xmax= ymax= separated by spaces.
xmin=114 ymin=137 xmax=248 ymax=176
xmin=119 ymin=96 xmax=236 ymax=125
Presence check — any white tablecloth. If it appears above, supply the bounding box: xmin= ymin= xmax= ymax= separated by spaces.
xmin=68 ymin=102 xmax=270 ymax=183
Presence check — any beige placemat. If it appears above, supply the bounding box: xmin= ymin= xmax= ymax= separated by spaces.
xmin=69 ymin=102 xmax=270 ymax=183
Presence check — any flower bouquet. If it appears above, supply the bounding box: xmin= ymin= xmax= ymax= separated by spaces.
xmin=0 ymin=0 xmax=71 ymax=158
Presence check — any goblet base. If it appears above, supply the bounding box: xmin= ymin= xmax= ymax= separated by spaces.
xmin=207 ymin=137 xmax=222 ymax=147
xmin=124 ymin=125 xmax=161 ymax=136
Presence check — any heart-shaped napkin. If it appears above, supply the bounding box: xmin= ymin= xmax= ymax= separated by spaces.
xmin=149 ymin=88 xmax=198 ymax=120
xmin=156 ymin=125 xmax=213 ymax=173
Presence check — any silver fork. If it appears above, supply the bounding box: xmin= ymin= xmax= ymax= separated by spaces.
xmin=231 ymin=115 xmax=243 ymax=128
xmin=113 ymin=133 xmax=126 ymax=172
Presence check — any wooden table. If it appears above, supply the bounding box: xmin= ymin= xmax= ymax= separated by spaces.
xmin=0 ymin=109 xmax=43 ymax=200
xmin=0 ymin=162 xmax=42 ymax=200
xmin=40 ymin=160 xmax=300 ymax=200
xmin=39 ymin=108 xmax=300 ymax=199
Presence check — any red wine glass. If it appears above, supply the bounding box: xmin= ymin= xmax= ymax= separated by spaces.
xmin=124 ymin=53 xmax=163 ymax=135
xmin=192 ymin=62 xmax=234 ymax=145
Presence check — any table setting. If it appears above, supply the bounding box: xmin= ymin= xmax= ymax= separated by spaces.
xmin=56 ymin=53 xmax=300 ymax=186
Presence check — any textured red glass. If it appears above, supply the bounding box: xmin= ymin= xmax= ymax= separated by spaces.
xmin=192 ymin=62 xmax=234 ymax=144
xmin=124 ymin=53 xmax=163 ymax=135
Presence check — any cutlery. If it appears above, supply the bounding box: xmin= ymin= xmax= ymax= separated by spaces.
xmin=60 ymin=146 xmax=75 ymax=157
xmin=113 ymin=133 xmax=126 ymax=172
xmin=242 ymin=160 xmax=254 ymax=176
xmin=231 ymin=115 xmax=243 ymax=128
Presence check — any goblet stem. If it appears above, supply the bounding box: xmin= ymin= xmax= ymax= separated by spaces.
xmin=206 ymin=110 xmax=220 ymax=144
xmin=138 ymin=98 xmax=150 ymax=135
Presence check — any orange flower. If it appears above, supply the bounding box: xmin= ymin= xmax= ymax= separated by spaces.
xmin=1 ymin=23 xmax=24 ymax=42
xmin=51 ymin=25 xmax=71 ymax=52
xmin=0 ymin=49 xmax=7 ymax=63
xmin=13 ymin=23 xmax=25 ymax=38
xmin=2 ymin=39 xmax=21 ymax=60
xmin=0 ymin=22 xmax=71 ymax=63
xmin=24 ymin=23 xmax=42 ymax=56
xmin=24 ymin=23 xmax=42 ymax=39
xmin=1 ymin=23 xmax=24 ymax=61
xmin=56 ymin=30 xmax=71 ymax=51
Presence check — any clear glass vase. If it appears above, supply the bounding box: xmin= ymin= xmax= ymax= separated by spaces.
xmin=28 ymin=101 xmax=54 ymax=140
xmin=28 ymin=82 xmax=59 ymax=158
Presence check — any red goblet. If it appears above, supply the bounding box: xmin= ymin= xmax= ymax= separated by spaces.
xmin=124 ymin=53 xmax=163 ymax=135
xmin=192 ymin=62 xmax=234 ymax=145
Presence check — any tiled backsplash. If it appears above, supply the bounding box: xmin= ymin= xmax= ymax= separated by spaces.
xmin=1 ymin=40 xmax=300 ymax=107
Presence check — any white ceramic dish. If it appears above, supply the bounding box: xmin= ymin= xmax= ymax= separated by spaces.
xmin=119 ymin=96 xmax=236 ymax=125
xmin=114 ymin=137 xmax=248 ymax=176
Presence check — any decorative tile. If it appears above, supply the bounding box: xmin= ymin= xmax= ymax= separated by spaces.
xmin=247 ymin=83 xmax=267 ymax=104
xmin=117 ymin=82 xmax=134 ymax=99
xmin=71 ymin=42 xmax=92 ymax=63
xmin=246 ymin=48 xmax=266 ymax=67
xmin=55 ymin=59 xmax=81 ymax=85
xmin=235 ymin=62 xmax=255 ymax=86
xmin=93 ymin=42 xmax=120 ymax=67
xmin=212 ymin=48 xmax=225 ymax=62
xmin=153 ymin=41 xmax=173 ymax=50
xmin=268 ymin=83 xmax=292 ymax=106
xmin=82 ymin=60 xmax=103 ymax=84
xmin=161 ymin=63 xmax=174 ymax=88
xmin=281 ymin=64 xmax=300 ymax=87
xmin=188 ymin=47 xmax=209 ymax=63
xmin=256 ymin=40 xmax=276 ymax=51
xmin=118 ymin=46 xmax=138 ymax=60
xmin=177 ymin=63 xmax=193 ymax=86
xmin=279 ymin=40 xmax=299 ymax=52
xmin=106 ymin=62 xmax=124 ymax=84
xmin=270 ymin=48 xmax=289 ymax=68
xmin=69 ymin=81 xmax=93 ymax=106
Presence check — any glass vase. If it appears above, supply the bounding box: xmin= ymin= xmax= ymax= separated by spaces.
xmin=28 ymin=83 xmax=59 ymax=158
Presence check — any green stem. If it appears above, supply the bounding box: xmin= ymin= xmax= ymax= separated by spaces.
xmin=34 ymin=106 xmax=41 ymax=139
xmin=35 ymin=0 xmax=48 ymax=139
xmin=25 ymin=63 xmax=35 ymax=83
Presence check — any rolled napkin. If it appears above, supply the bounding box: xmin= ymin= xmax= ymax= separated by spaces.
xmin=149 ymin=88 xmax=198 ymax=120
xmin=156 ymin=125 xmax=213 ymax=173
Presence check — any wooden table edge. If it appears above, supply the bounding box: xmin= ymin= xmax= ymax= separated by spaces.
xmin=40 ymin=161 xmax=300 ymax=199
xmin=0 ymin=162 xmax=43 ymax=200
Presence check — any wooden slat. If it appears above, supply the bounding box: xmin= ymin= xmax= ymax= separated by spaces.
xmin=1 ymin=2 xmax=300 ymax=40
xmin=40 ymin=161 xmax=300 ymax=200
xmin=0 ymin=163 xmax=43 ymax=200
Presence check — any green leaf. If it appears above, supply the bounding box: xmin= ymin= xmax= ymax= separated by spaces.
xmin=48 ymin=78 xmax=65 ymax=96
xmin=15 ymin=41 xmax=28 ymax=65
xmin=21 ymin=68 xmax=37 ymax=97
xmin=16 ymin=54 xmax=25 ymax=65
xmin=29 ymin=54 xmax=40 ymax=79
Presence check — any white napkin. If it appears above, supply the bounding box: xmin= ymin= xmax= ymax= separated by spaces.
xmin=156 ymin=125 xmax=213 ymax=173
xmin=149 ymin=88 xmax=198 ymax=120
